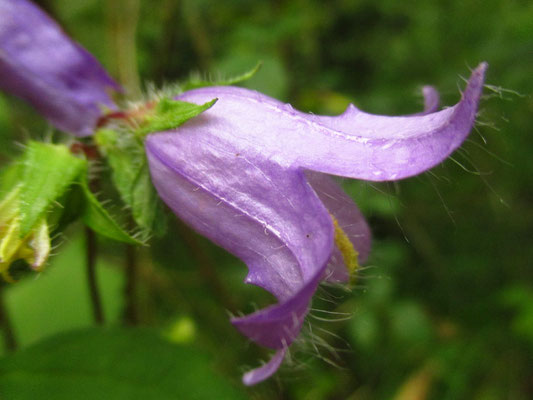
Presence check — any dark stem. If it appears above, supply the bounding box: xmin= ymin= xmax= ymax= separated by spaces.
xmin=86 ymin=227 xmax=104 ymax=325
xmin=123 ymin=244 xmax=139 ymax=325
xmin=0 ymin=285 xmax=16 ymax=352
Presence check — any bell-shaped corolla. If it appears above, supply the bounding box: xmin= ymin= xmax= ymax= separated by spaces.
xmin=145 ymin=63 xmax=487 ymax=384
xmin=0 ymin=0 xmax=119 ymax=136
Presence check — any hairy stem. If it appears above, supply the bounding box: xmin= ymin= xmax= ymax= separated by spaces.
xmin=86 ymin=228 xmax=104 ymax=325
xmin=0 ymin=285 xmax=16 ymax=352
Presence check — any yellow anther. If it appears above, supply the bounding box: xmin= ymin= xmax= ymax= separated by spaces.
xmin=331 ymin=215 xmax=360 ymax=278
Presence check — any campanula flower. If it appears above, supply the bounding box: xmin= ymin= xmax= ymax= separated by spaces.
xmin=0 ymin=0 xmax=489 ymax=387
xmin=145 ymin=63 xmax=487 ymax=384
xmin=0 ymin=0 xmax=119 ymax=136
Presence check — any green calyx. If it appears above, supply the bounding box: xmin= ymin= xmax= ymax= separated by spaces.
xmin=95 ymin=95 xmax=217 ymax=239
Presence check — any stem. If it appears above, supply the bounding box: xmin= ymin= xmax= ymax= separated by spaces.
xmin=86 ymin=228 xmax=104 ymax=325
xmin=123 ymin=244 xmax=139 ymax=325
xmin=106 ymin=0 xmax=142 ymax=98
xmin=182 ymin=0 xmax=213 ymax=70
xmin=0 ymin=285 xmax=16 ymax=352
xmin=106 ymin=0 xmax=142 ymax=326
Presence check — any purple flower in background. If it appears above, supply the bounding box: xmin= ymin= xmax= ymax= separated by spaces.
xmin=146 ymin=63 xmax=487 ymax=385
xmin=0 ymin=0 xmax=119 ymax=136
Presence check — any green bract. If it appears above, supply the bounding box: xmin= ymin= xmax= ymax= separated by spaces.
xmin=136 ymin=98 xmax=217 ymax=137
xmin=180 ymin=62 xmax=262 ymax=91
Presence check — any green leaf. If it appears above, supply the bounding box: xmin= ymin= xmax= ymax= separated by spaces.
xmin=135 ymin=98 xmax=217 ymax=137
xmin=80 ymin=178 xmax=142 ymax=245
xmin=181 ymin=62 xmax=262 ymax=91
xmin=19 ymin=142 xmax=86 ymax=235
xmin=0 ymin=328 xmax=247 ymax=400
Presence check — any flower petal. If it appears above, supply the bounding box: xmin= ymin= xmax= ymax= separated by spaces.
xmin=176 ymin=63 xmax=486 ymax=181
xmin=146 ymin=129 xmax=334 ymax=348
xmin=305 ymin=171 xmax=371 ymax=283
xmin=305 ymin=83 xmax=439 ymax=282
xmin=146 ymin=64 xmax=486 ymax=384
xmin=0 ymin=0 xmax=119 ymax=136
xmin=421 ymin=85 xmax=440 ymax=114
xmin=242 ymin=349 xmax=287 ymax=386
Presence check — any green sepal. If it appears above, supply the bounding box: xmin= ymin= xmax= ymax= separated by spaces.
xmin=131 ymin=163 xmax=167 ymax=237
xmin=95 ymin=129 xmax=144 ymax=206
xmin=135 ymin=98 xmax=217 ymax=137
xmin=80 ymin=177 xmax=142 ymax=245
xmin=95 ymin=129 xmax=167 ymax=238
xmin=19 ymin=142 xmax=85 ymax=236
xmin=181 ymin=62 xmax=262 ymax=91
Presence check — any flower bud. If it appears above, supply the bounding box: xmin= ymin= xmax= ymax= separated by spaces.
xmin=0 ymin=187 xmax=51 ymax=282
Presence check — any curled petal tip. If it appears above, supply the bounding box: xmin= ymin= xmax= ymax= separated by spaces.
xmin=421 ymin=85 xmax=440 ymax=114
xmin=465 ymin=62 xmax=488 ymax=100
xmin=242 ymin=349 xmax=287 ymax=386
xmin=475 ymin=61 xmax=489 ymax=74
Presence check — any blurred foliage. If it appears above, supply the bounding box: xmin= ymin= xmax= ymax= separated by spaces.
xmin=0 ymin=0 xmax=532 ymax=399
xmin=0 ymin=327 xmax=247 ymax=399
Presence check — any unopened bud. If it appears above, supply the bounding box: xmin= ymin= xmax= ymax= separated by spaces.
xmin=0 ymin=188 xmax=51 ymax=282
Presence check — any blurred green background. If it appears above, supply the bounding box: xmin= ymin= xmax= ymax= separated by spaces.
xmin=0 ymin=0 xmax=532 ymax=399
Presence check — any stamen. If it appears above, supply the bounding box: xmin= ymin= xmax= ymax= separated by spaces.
xmin=331 ymin=215 xmax=359 ymax=278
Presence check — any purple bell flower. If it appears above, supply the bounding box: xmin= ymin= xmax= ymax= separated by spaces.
xmin=145 ymin=63 xmax=487 ymax=384
xmin=0 ymin=0 xmax=119 ymax=136
xmin=0 ymin=0 xmax=489 ymax=387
